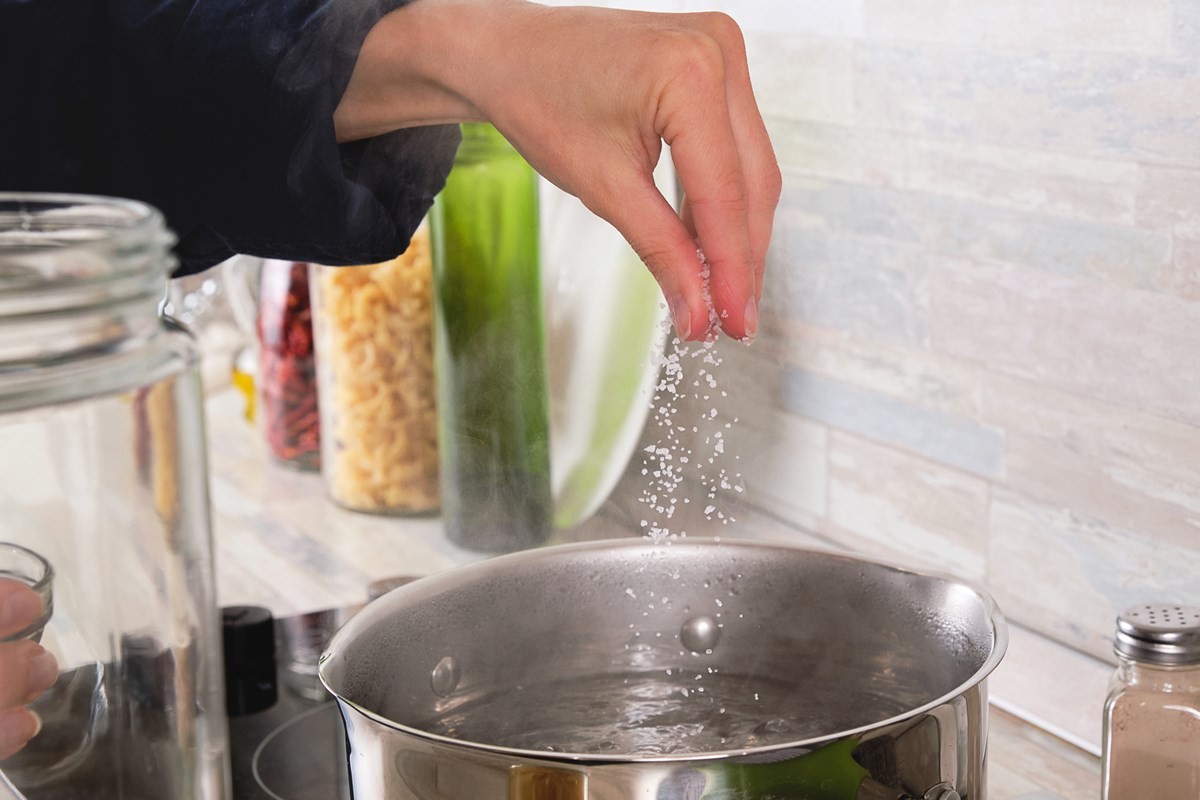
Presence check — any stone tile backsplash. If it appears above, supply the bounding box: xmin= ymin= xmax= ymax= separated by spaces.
xmin=604 ymin=0 xmax=1200 ymax=665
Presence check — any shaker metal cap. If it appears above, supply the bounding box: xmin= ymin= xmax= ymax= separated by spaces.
xmin=1115 ymin=604 xmax=1200 ymax=665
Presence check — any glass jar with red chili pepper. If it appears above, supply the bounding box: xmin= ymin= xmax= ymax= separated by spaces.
xmin=257 ymin=260 xmax=321 ymax=470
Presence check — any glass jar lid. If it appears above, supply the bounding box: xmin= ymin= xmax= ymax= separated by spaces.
xmin=1115 ymin=604 xmax=1200 ymax=665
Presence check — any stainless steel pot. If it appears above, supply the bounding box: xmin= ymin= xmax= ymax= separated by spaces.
xmin=319 ymin=539 xmax=1007 ymax=799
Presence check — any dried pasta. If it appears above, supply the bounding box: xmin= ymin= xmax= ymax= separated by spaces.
xmin=314 ymin=228 xmax=439 ymax=513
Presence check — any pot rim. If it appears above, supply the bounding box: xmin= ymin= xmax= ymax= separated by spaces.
xmin=319 ymin=537 xmax=1009 ymax=764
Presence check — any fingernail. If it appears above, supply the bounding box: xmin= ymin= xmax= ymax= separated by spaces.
xmin=6 ymin=709 xmax=41 ymax=745
xmin=0 ymin=590 xmax=43 ymax=632
xmin=742 ymin=295 xmax=759 ymax=342
xmin=28 ymin=649 xmax=58 ymax=693
xmin=667 ymin=294 xmax=692 ymax=341
xmin=27 ymin=710 xmax=42 ymax=740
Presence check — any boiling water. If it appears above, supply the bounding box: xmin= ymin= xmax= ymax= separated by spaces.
xmin=421 ymin=671 xmax=926 ymax=756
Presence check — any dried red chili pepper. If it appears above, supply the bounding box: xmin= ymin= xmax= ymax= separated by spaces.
xmin=257 ymin=261 xmax=321 ymax=469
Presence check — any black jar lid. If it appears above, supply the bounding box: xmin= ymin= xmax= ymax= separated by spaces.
xmin=1115 ymin=604 xmax=1200 ymax=665
xmin=222 ymin=605 xmax=278 ymax=715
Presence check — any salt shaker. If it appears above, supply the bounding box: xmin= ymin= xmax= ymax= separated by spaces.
xmin=1102 ymin=603 xmax=1200 ymax=799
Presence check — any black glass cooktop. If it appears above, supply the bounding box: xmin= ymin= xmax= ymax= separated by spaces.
xmin=229 ymin=693 xmax=348 ymax=800
xmin=227 ymin=607 xmax=356 ymax=800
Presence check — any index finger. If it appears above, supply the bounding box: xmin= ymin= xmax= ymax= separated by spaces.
xmin=658 ymin=36 xmax=755 ymax=340
xmin=0 ymin=581 xmax=45 ymax=640
xmin=696 ymin=13 xmax=781 ymax=300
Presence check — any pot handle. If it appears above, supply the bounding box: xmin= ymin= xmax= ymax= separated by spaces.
xmin=858 ymin=779 xmax=960 ymax=800
xmin=509 ymin=764 xmax=587 ymax=800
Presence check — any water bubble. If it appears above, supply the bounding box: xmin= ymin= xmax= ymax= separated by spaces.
xmin=430 ymin=655 xmax=461 ymax=697
xmin=680 ymin=614 xmax=721 ymax=653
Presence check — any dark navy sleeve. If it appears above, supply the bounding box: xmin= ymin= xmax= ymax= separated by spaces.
xmin=0 ymin=0 xmax=461 ymax=276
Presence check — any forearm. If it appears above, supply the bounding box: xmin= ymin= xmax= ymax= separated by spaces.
xmin=334 ymin=0 xmax=493 ymax=142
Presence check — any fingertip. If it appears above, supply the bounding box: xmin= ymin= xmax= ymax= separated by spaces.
xmin=28 ymin=648 xmax=59 ymax=696
xmin=0 ymin=708 xmax=41 ymax=761
xmin=0 ymin=583 xmax=44 ymax=639
xmin=704 ymin=270 xmax=755 ymax=342
xmin=665 ymin=293 xmax=693 ymax=341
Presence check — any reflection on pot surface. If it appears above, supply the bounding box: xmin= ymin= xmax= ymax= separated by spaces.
xmin=321 ymin=539 xmax=1006 ymax=799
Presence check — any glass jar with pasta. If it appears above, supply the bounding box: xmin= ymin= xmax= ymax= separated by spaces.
xmin=310 ymin=225 xmax=440 ymax=515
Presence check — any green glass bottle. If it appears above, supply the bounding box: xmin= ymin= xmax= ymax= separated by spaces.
xmin=430 ymin=124 xmax=552 ymax=552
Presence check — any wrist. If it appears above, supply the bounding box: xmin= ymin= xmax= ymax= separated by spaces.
xmin=334 ymin=0 xmax=502 ymax=142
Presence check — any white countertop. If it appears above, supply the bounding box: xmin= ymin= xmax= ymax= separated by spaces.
xmin=204 ymin=389 xmax=1100 ymax=799
xmin=207 ymin=389 xmax=485 ymax=615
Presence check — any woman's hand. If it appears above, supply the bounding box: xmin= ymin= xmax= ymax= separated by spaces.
xmin=335 ymin=0 xmax=780 ymax=342
xmin=0 ymin=581 xmax=57 ymax=760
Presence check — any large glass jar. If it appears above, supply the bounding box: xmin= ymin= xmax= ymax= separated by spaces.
xmin=430 ymin=123 xmax=552 ymax=552
xmin=311 ymin=226 xmax=440 ymax=515
xmin=0 ymin=195 xmax=229 ymax=798
xmin=1102 ymin=603 xmax=1200 ymax=799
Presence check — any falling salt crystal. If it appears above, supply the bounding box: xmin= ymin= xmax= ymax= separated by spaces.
xmin=638 ymin=245 xmax=744 ymax=543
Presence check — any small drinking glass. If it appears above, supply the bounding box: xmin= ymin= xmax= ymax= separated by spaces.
xmin=0 ymin=542 xmax=53 ymax=643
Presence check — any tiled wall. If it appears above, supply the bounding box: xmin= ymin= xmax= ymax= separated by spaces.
xmin=606 ymin=0 xmax=1200 ymax=665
